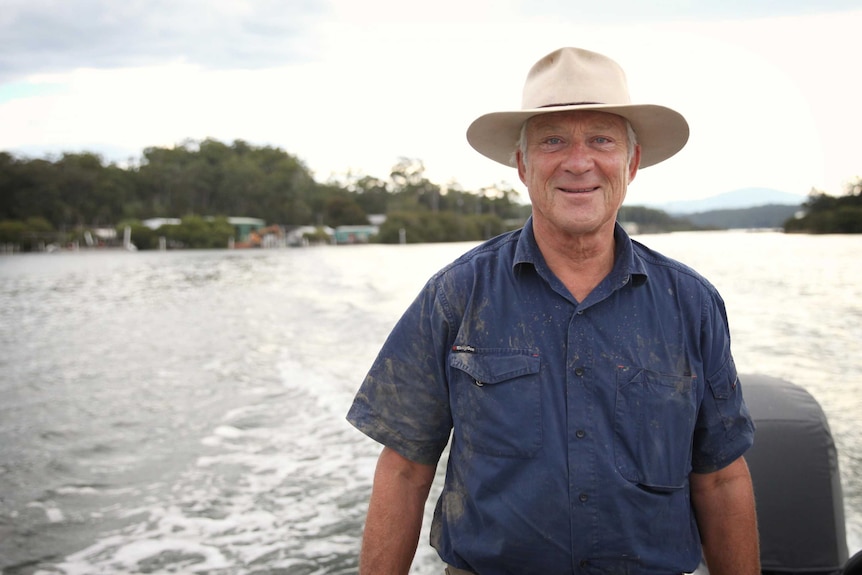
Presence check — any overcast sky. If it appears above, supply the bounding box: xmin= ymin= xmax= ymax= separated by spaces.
xmin=1 ymin=0 xmax=860 ymax=205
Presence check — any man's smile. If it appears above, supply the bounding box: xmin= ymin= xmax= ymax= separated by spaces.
xmin=558 ymin=185 xmax=600 ymax=194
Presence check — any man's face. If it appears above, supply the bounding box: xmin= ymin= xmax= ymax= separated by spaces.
xmin=517 ymin=110 xmax=641 ymax=241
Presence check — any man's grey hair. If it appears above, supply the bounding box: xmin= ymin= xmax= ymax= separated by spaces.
xmin=512 ymin=116 xmax=639 ymax=167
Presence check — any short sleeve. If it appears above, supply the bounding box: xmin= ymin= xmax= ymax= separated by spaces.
xmin=691 ymin=286 xmax=755 ymax=473
xmin=346 ymin=277 xmax=454 ymax=466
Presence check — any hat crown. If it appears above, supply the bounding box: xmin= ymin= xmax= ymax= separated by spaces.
xmin=466 ymin=46 xmax=688 ymax=169
xmin=522 ymin=47 xmax=632 ymax=110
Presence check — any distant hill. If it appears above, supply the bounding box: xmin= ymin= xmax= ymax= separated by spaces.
xmin=646 ymin=188 xmax=806 ymax=215
xmin=684 ymin=204 xmax=801 ymax=230
xmin=619 ymin=202 xmax=800 ymax=232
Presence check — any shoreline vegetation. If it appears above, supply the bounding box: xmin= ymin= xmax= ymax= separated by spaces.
xmin=1 ymin=139 xmax=859 ymax=252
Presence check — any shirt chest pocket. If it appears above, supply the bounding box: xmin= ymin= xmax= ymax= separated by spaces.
xmin=614 ymin=366 xmax=698 ymax=490
xmin=449 ymin=350 xmax=542 ymax=458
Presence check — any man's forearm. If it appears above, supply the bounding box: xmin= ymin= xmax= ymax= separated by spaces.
xmin=691 ymin=456 xmax=760 ymax=575
xmin=360 ymin=447 xmax=437 ymax=575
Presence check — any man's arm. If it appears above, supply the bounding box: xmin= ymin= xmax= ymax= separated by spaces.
xmin=690 ymin=455 xmax=760 ymax=575
xmin=360 ymin=446 xmax=437 ymax=575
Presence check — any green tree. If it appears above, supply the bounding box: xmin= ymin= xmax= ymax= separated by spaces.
xmin=784 ymin=181 xmax=862 ymax=233
xmin=389 ymin=158 xmax=442 ymax=213
xmin=158 ymin=215 xmax=235 ymax=249
xmin=0 ymin=220 xmax=27 ymax=244
xmin=116 ymin=221 xmax=159 ymax=250
xmin=0 ymin=138 xmax=542 ymax=245
xmin=376 ymin=211 xmax=508 ymax=244
xmin=352 ymin=175 xmax=390 ymax=215
xmin=324 ymin=196 xmax=368 ymax=227
xmin=618 ymin=205 xmax=696 ymax=232
xmin=0 ymin=217 xmax=60 ymax=250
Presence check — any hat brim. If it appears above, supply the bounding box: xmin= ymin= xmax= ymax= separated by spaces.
xmin=466 ymin=103 xmax=689 ymax=169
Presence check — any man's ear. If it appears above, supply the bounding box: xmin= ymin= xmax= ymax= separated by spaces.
xmin=628 ymin=144 xmax=642 ymax=184
xmin=516 ymin=149 xmax=528 ymax=186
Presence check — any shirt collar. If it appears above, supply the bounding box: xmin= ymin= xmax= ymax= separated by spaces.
xmin=513 ymin=216 xmax=542 ymax=269
xmin=513 ymin=217 xmax=649 ymax=287
xmin=612 ymin=223 xmax=649 ymax=287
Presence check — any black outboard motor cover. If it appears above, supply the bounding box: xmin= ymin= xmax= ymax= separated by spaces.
xmin=742 ymin=374 xmax=848 ymax=574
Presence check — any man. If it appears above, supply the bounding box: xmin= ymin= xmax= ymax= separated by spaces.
xmin=347 ymin=47 xmax=759 ymax=575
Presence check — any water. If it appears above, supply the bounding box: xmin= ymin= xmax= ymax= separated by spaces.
xmin=0 ymin=231 xmax=860 ymax=574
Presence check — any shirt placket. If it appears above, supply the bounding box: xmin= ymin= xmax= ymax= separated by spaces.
xmin=566 ymin=303 xmax=599 ymax=569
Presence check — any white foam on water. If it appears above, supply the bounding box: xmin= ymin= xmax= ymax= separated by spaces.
xmin=39 ymin=350 xmax=375 ymax=573
xmin=45 ymin=507 xmax=65 ymax=524
xmin=53 ymin=486 xmax=100 ymax=496
xmin=40 ymin=531 xmax=231 ymax=575
xmin=25 ymin=501 xmax=65 ymax=524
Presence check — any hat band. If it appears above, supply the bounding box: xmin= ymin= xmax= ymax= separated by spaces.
xmin=537 ymin=102 xmax=602 ymax=108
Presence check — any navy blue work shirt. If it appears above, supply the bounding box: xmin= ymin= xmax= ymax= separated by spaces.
xmin=347 ymin=219 xmax=754 ymax=575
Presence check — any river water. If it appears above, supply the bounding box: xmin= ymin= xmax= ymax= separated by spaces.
xmin=0 ymin=230 xmax=860 ymax=574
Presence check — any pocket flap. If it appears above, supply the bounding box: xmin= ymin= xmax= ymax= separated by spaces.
xmin=449 ymin=351 xmax=540 ymax=385
xmin=707 ymin=357 xmax=738 ymax=400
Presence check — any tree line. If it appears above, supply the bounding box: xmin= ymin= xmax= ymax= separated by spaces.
xmin=784 ymin=181 xmax=862 ymax=234
xmin=0 ymin=138 xmax=531 ymax=250
xmin=5 ymin=137 xmax=854 ymax=250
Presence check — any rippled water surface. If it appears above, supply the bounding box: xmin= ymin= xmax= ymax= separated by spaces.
xmin=0 ymin=231 xmax=860 ymax=574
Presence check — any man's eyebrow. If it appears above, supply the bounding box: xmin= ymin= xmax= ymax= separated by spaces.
xmin=531 ymin=120 xmax=624 ymax=132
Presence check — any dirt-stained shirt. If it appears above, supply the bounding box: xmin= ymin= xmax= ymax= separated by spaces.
xmin=347 ymin=218 xmax=755 ymax=575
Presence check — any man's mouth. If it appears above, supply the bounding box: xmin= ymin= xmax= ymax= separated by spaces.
xmin=559 ymin=186 xmax=599 ymax=194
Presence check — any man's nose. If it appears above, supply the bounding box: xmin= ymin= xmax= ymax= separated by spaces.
xmin=560 ymin=143 xmax=593 ymax=174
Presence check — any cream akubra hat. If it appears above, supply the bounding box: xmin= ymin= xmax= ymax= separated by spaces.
xmin=466 ymin=47 xmax=690 ymax=168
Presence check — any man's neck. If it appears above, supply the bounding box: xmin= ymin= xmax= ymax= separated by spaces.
xmin=533 ymin=221 xmax=617 ymax=303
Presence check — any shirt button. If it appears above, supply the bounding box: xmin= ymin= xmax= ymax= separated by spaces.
xmin=574 ymin=367 xmax=585 ymax=376
xmin=576 ymin=429 xmax=586 ymax=438
xmin=579 ymin=493 xmax=588 ymax=502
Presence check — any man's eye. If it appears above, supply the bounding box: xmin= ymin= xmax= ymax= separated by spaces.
xmin=543 ymin=137 xmax=564 ymax=145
